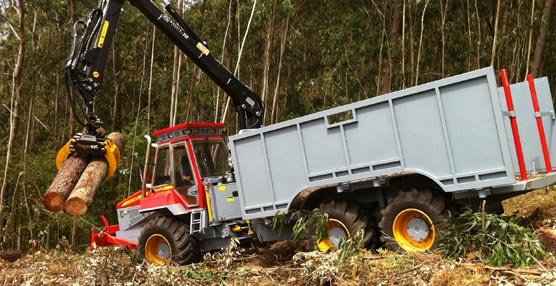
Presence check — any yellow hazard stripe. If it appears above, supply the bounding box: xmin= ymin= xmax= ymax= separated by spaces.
xmin=98 ymin=21 xmax=110 ymax=48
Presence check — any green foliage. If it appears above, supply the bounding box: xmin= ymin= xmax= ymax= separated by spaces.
xmin=292 ymin=214 xmax=308 ymax=240
xmin=279 ymin=208 xmax=364 ymax=264
xmin=292 ymin=210 xmax=329 ymax=242
xmin=312 ymin=210 xmax=329 ymax=243
xmin=180 ymin=266 xmax=222 ymax=283
xmin=438 ymin=209 xmax=547 ymax=267
xmin=271 ymin=210 xmax=287 ymax=233
xmin=272 ymin=209 xmax=330 ymax=242
xmin=337 ymin=229 xmax=364 ymax=265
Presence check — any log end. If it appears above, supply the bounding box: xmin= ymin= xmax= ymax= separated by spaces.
xmin=64 ymin=197 xmax=88 ymax=217
xmin=43 ymin=192 xmax=66 ymax=212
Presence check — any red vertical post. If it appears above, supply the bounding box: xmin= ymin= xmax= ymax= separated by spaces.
xmin=527 ymin=74 xmax=552 ymax=173
xmin=500 ymin=69 xmax=528 ymax=180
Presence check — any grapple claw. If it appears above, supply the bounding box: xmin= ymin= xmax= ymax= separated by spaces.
xmin=56 ymin=139 xmax=75 ymax=170
xmin=103 ymin=135 xmax=121 ymax=179
xmin=55 ymin=133 xmax=121 ymax=179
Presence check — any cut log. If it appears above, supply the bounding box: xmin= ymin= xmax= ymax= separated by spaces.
xmin=0 ymin=250 xmax=22 ymax=262
xmin=64 ymin=132 xmax=125 ymax=216
xmin=64 ymin=158 xmax=108 ymax=216
xmin=43 ymin=153 xmax=88 ymax=212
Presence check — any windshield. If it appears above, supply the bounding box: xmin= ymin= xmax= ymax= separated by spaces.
xmin=191 ymin=138 xmax=230 ymax=178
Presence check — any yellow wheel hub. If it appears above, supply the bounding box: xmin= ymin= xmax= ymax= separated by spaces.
xmin=317 ymin=219 xmax=350 ymax=252
xmin=392 ymin=208 xmax=435 ymax=252
xmin=145 ymin=234 xmax=172 ymax=265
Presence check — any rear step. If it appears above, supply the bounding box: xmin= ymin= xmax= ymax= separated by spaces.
xmin=190 ymin=210 xmax=206 ymax=234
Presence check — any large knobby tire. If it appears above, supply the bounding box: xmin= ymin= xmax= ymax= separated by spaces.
xmin=316 ymin=200 xmax=379 ymax=252
xmin=379 ymin=188 xmax=448 ymax=252
xmin=138 ymin=216 xmax=200 ymax=265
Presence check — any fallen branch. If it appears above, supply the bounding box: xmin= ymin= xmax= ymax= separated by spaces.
xmin=483 ymin=265 xmax=542 ymax=276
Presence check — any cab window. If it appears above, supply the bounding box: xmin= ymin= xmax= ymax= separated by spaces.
xmin=173 ymin=145 xmax=196 ymax=188
xmin=191 ymin=139 xmax=229 ymax=178
xmin=152 ymin=146 xmax=171 ymax=186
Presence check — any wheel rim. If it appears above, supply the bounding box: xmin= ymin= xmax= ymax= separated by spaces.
xmin=317 ymin=219 xmax=350 ymax=252
xmin=145 ymin=234 xmax=172 ymax=265
xmin=392 ymin=208 xmax=435 ymax=252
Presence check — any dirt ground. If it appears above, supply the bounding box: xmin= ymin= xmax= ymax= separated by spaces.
xmin=1 ymin=188 xmax=556 ymax=286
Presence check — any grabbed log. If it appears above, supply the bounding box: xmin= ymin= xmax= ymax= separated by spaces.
xmin=44 ymin=132 xmax=124 ymax=215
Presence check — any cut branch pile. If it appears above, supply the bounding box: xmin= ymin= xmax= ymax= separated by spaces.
xmin=43 ymin=132 xmax=125 ymax=216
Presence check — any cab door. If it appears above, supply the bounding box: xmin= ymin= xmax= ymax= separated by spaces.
xmin=172 ymin=142 xmax=200 ymax=207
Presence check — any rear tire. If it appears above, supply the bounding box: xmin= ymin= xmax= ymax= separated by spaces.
xmin=138 ymin=216 xmax=200 ymax=265
xmin=379 ymin=188 xmax=448 ymax=252
xmin=316 ymin=200 xmax=379 ymax=252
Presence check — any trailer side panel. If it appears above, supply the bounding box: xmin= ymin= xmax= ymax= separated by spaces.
xmin=230 ymin=67 xmax=516 ymax=220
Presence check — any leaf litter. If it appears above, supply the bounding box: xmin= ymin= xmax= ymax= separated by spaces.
xmin=0 ymin=189 xmax=555 ymax=285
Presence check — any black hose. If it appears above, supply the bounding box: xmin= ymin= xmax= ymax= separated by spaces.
xmin=65 ymin=69 xmax=88 ymax=128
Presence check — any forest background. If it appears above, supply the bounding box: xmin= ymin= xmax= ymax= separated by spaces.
xmin=0 ymin=0 xmax=555 ymax=253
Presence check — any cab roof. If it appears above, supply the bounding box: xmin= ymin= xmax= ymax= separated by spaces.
xmin=153 ymin=123 xmax=225 ymax=143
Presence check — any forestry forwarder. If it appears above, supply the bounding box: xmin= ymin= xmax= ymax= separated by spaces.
xmin=57 ymin=0 xmax=264 ymax=177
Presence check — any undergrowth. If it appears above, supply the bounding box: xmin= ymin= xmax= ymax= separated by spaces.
xmin=272 ymin=209 xmax=365 ymax=265
xmin=438 ymin=209 xmax=547 ymax=267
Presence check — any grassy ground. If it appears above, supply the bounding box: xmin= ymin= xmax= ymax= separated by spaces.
xmin=1 ymin=189 xmax=556 ymax=286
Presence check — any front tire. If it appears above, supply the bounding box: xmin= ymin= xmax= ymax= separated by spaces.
xmin=138 ymin=216 xmax=200 ymax=265
xmin=379 ymin=188 xmax=448 ymax=252
xmin=316 ymin=200 xmax=379 ymax=252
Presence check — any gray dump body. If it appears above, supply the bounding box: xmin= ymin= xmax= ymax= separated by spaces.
xmin=229 ymin=67 xmax=556 ymax=220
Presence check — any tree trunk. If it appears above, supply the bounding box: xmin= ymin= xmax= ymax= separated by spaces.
xmin=63 ymin=132 xmax=125 ymax=216
xmin=111 ymin=47 xmax=122 ymax=131
xmin=270 ymin=17 xmax=289 ymax=124
xmin=71 ymin=216 xmax=77 ymax=250
xmin=415 ymin=0 xmax=430 ymax=85
xmin=215 ymin=0 xmax=234 ymax=124
xmin=381 ymin=0 xmax=403 ymax=94
xmin=0 ymin=0 xmax=26 ymax=244
xmin=69 ymin=0 xmax=76 ymax=24
xmin=22 ymin=83 xmax=34 ymax=242
xmin=474 ymin=0 xmax=482 ymax=68
xmin=147 ymin=25 xmax=156 ymax=132
xmin=261 ymin=0 xmax=275 ymax=124
xmin=221 ymin=0 xmax=257 ymax=129
xmin=531 ymin=0 xmax=554 ymax=77
xmin=524 ymin=0 xmax=536 ymax=78
xmin=490 ymin=0 xmax=501 ymax=67
xmin=170 ymin=44 xmax=181 ymax=126
xmin=68 ymin=0 xmax=76 ymax=137
xmin=440 ymin=0 xmax=450 ymax=77
xmin=170 ymin=0 xmax=183 ymax=127
xmin=43 ymin=154 xmax=89 ymax=212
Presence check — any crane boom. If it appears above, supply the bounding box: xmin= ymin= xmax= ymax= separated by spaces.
xmin=67 ymin=0 xmax=264 ymax=138
xmin=59 ymin=0 xmax=264 ymax=174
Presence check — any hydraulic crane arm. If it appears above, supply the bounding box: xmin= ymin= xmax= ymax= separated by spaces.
xmin=61 ymin=0 xmax=264 ymax=171
xmin=67 ymin=0 xmax=264 ymax=138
